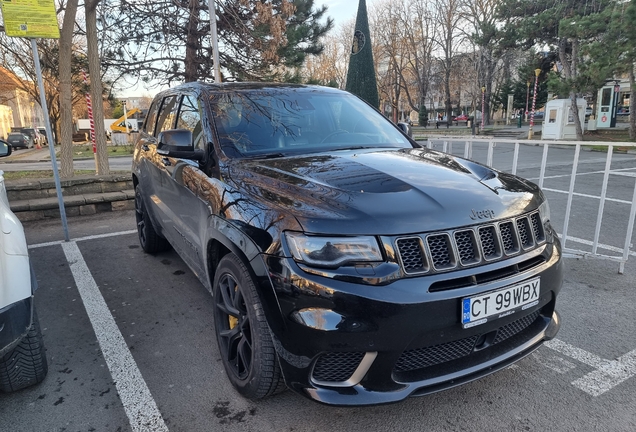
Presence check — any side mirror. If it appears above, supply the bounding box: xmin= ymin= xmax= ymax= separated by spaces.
xmin=0 ymin=140 xmax=12 ymax=158
xmin=397 ymin=122 xmax=413 ymax=138
xmin=157 ymin=129 xmax=203 ymax=160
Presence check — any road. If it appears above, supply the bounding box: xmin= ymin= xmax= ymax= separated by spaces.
xmin=1 ymin=142 xmax=636 ymax=431
xmin=0 ymin=151 xmax=133 ymax=172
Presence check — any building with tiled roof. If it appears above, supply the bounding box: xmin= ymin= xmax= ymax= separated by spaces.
xmin=0 ymin=66 xmax=44 ymax=139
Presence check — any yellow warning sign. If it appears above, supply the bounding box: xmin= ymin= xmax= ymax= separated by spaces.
xmin=1 ymin=0 xmax=60 ymax=39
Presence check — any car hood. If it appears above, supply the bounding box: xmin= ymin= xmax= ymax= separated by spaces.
xmin=228 ymin=147 xmax=542 ymax=235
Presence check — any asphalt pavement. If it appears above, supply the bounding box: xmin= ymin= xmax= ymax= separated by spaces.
xmin=0 ymin=209 xmax=634 ymax=431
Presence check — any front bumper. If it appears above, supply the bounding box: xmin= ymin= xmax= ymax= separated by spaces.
xmin=261 ymin=239 xmax=563 ymax=406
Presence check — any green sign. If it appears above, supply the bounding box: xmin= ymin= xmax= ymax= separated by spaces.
xmin=1 ymin=0 xmax=60 ymax=39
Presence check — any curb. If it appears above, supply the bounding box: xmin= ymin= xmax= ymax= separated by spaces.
xmin=5 ymin=174 xmax=135 ymax=222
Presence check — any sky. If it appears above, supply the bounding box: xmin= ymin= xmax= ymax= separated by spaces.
xmin=321 ymin=0 xmax=359 ymax=27
xmin=118 ymin=0 xmax=370 ymax=98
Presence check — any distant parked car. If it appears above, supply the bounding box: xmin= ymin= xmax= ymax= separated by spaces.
xmin=455 ymin=114 xmax=469 ymax=122
xmin=6 ymin=132 xmax=33 ymax=149
xmin=617 ymin=106 xmax=630 ymax=116
xmin=37 ymin=128 xmax=52 ymax=144
xmin=533 ymin=111 xmax=544 ymax=119
xmin=21 ymin=128 xmax=44 ymax=146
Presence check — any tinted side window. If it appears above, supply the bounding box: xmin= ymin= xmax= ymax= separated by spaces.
xmin=144 ymin=100 xmax=161 ymax=136
xmin=157 ymin=95 xmax=179 ymax=133
xmin=177 ymin=95 xmax=204 ymax=150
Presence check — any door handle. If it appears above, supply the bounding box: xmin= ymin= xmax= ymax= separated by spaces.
xmin=142 ymin=144 xmax=149 ymax=151
xmin=161 ymin=157 xmax=171 ymax=166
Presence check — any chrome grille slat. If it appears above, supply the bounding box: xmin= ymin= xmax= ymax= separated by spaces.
xmin=516 ymin=217 xmax=534 ymax=248
xmin=395 ymin=211 xmax=545 ymax=276
xmin=454 ymin=230 xmax=479 ymax=265
xmin=396 ymin=237 xmax=428 ymax=274
xmin=499 ymin=221 xmax=519 ymax=255
xmin=426 ymin=234 xmax=455 ymax=270
xmin=530 ymin=213 xmax=545 ymax=243
xmin=478 ymin=225 xmax=500 ymax=260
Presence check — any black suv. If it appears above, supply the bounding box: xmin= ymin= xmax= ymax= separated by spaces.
xmin=132 ymin=83 xmax=562 ymax=406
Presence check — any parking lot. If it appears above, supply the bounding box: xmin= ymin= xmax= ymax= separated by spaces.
xmin=2 ymin=145 xmax=636 ymax=431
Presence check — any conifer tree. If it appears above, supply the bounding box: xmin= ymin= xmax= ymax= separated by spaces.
xmin=345 ymin=0 xmax=379 ymax=108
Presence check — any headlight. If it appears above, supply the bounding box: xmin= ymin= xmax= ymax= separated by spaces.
xmin=538 ymin=200 xmax=550 ymax=224
xmin=285 ymin=232 xmax=383 ymax=268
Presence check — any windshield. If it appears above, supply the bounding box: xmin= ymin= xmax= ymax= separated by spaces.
xmin=208 ymin=88 xmax=412 ymax=158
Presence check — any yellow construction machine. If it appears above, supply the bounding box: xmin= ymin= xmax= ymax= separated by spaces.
xmin=109 ymin=108 xmax=141 ymax=133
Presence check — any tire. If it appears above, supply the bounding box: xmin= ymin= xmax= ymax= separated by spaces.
xmin=213 ymin=254 xmax=284 ymax=399
xmin=0 ymin=308 xmax=48 ymax=393
xmin=135 ymin=185 xmax=170 ymax=254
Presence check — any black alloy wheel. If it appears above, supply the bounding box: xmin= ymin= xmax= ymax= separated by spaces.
xmin=213 ymin=254 xmax=284 ymax=399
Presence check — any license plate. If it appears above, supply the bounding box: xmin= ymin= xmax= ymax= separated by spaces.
xmin=461 ymin=277 xmax=540 ymax=329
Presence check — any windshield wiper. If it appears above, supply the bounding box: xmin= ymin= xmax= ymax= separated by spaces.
xmin=246 ymin=152 xmax=287 ymax=160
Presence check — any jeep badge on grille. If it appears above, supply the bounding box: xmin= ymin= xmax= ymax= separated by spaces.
xmin=469 ymin=209 xmax=495 ymax=220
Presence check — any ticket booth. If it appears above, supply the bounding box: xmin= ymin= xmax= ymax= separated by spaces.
xmin=541 ymin=98 xmax=586 ymax=140
xmin=596 ymin=84 xmax=620 ymax=128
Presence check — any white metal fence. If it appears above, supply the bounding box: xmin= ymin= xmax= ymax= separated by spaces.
xmin=425 ymin=137 xmax=636 ymax=273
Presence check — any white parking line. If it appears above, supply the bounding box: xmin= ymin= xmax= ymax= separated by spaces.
xmin=545 ymin=339 xmax=636 ymax=396
xmin=61 ymin=241 xmax=168 ymax=432
xmin=29 ymin=230 xmax=137 ymax=249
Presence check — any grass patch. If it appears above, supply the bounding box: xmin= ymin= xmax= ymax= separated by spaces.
xmin=2 ymin=170 xmax=129 ymax=181
xmin=59 ymin=144 xmax=134 ymax=159
xmin=584 ymin=128 xmax=634 ymax=142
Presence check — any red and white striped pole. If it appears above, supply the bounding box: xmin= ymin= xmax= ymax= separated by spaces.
xmin=528 ymin=69 xmax=541 ymax=140
xmin=82 ymin=70 xmax=99 ymax=174
xmin=480 ymin=86 xmax=486 ymax=133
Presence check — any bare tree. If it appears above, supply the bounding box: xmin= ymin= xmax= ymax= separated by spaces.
xmin=86 ymin=0 xmax=109 ymax=174
xmin=461 ymin=0 xmax=501 ymax=126
xmin=371 ymin=0 xmax=412 ymax=122
xmin=402 ymin=0 xmax=436 ymax=114
xmin=59 ymin=0 xmax=80 ymax=178
xmin=431 ymin=0 xmax=466 ymax=122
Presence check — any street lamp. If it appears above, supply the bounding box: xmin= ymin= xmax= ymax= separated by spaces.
xmin=481 ymin=86 xmax=486 ymax=133
xmin=525 ymin=80 xmax=530 ymax=121
xmin=527 ymin=69 xmax=541 ymax=140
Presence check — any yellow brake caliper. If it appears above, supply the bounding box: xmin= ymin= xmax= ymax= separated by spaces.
xmin=228 ymin=283 xmax=239 ymax=329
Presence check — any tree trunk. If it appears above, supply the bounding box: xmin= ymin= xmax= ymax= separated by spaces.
xmin=59 ymin=0 xmax=79 ymax=178
xmin=570 ymin=92 xmax=584 ymax=140
xmin=86 ymin=0 xmax=110 ymax=175
xmin=184 ymin=0 xmax=200 ymax=83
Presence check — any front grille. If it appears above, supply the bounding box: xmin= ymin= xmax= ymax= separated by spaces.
xmin=395 ymin=336 xmax=479 ymax=372
xmin=455 ymin=230 xmax=478 ymax=265
xmin=394 ymin=311 xmax=543 ymax=373
xmin=479 ymin=226 xmax=500 ymax=259
xmin=493 ymin=311 xmax=540 ymax=344
xmin=516 ymin=218 xmax=533 ymax=248
xmin=499 ymin=222 xmax=519 ymax=254
xmin=396 ymin=237 xmax=427 ymax=273
xmin=312 ymin=352 xmax=365 ymax=383
xmin=395 ymin=211 xmax=545 ymax=276
xmin=530 ymin=213 xmax=545 ymax=242
xmin=427 ymin=234 xmax=453 ymax=269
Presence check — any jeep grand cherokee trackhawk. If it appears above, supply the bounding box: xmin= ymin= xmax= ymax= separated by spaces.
xmin=132 ymin=83 xmax=562 ymax=406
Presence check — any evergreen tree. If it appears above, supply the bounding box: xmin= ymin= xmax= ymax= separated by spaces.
xmin=419 ymin=105 xmax=428 ymax=127
xmin=99 ymin=0 xmax=332 ymax=84
xmin=345 ymin=0 xmax=379 ymax=108
xmin=497 ymin=0 xmax=615 ymax=139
